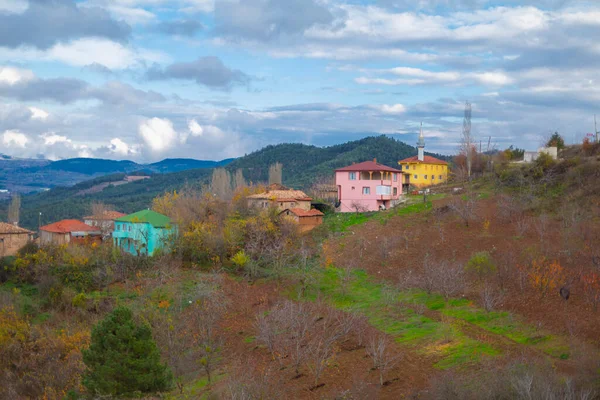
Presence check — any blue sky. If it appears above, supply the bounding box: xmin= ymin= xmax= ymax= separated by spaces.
xmin=1 ymin=0 xmax=599 ymax=161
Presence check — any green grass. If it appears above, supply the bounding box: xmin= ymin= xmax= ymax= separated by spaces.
xmin=299 ymin=267 xmax=500 ymax=369
xmin=322 ymin=196 xmax=441 ymax=234
xmin=298 ymin=266 xmax=574 ymax=369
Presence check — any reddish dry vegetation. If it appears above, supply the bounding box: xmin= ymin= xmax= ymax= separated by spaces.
xmin=325 ymin=194 xmax=600 ymax=345
xmin=214 ymin=276 xmax=434 ymax=399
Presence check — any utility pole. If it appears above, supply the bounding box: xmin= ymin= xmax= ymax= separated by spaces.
xmin=595 ymin=115 xmax=599 ymax=144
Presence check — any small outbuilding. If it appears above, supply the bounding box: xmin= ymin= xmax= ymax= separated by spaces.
xmin=0 ymin=222 xmax=34 ymax=257
xmin=39 ymin=220 xmax=102 ymax=246
xmin=280 ymin=208 xmax=324 ymax=233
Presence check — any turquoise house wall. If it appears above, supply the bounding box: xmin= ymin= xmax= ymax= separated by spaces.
xmin=112 ymin=221 xmax=173 ymax=256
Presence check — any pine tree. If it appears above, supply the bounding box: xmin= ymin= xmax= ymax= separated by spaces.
xmin=82 ymin=307 xmax=173 ymax=397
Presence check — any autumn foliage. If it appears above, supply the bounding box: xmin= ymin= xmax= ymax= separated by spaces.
xmin=527 ymin=257 xmax=564 ymax=298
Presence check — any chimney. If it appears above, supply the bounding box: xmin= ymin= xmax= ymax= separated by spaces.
xmin=373 ymin=158 xmax=377 ymax=163
xmin=13 ymin=222 xmax=18 ymax=227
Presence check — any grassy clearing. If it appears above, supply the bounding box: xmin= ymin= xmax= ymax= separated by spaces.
xmin=322 ymin=198 xmax=439 ymax=234
xmin=300 ymin=267 xmax=499 ymax=369
xmin=299 ymin=267 xmax=572 ymax=369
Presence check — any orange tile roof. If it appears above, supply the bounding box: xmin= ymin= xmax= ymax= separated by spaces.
xmin=284 ymin=208 xmax=324 ymax=217
xmin=248 ymin=189 xmax=312 ymax=202
xmin=40 ymin=220 xmax=100 ymax=234
xmin=398 ymin=155 xmax=448 ymax=165
xmin=0 ymin=222 xmax=33 ymax=235
xmin=336 ymin=160 xmax=403 ymax=173
xmin=83 ymin=211 xmax=126 ymax=221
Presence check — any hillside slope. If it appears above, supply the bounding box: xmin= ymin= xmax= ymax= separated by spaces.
xmin=1 ymin=136 xmax=449 ymax=229
xmin=228 ymin=135 xmax=447 ymax=188
xmin=0 ymin=157 xmax=234 ymax=194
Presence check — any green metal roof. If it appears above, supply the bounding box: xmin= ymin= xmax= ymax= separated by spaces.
xmin=116 ymin=209 xmax=172 ymax=228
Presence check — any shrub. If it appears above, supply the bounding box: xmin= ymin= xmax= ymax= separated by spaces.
xmin=82 ymin=307 xmax=173 ymax=396
xmin=465 ymin=251 xmax=496 ymax=282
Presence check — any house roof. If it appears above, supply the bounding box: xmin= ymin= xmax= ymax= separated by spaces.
xmin=83 ymin=211 xmax=126 ymax=221
xmin=283 ymin=208 xmax=324 ymax=217
xmin=0 ymin=222 xmax=33 ymax=235
xmin=116 ymin=209 xmax=172 ymax=228
xmin=335 ymin=160 xmax=403 ymax=173
xmin=40 ymin=220 xmax=100 ymax=234
xmin=398 ymin=155 xmax=448 ymax=165
xmin=248 ymin=189 xmax=312 ymax=202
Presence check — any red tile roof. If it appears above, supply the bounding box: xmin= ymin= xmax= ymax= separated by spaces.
xmin=83 ymin=211 xmax=126 ymax=221
xmin=336 ymin=160 xmax=403 ymax=173
xmin=284 ymin=208 xmax=324 ymax=217
xmin=0 ymin=222 xmax=33 ymax=235
xmin=40 ymin=220 xmax=100 ymax=234
xmin=398 ymin=155 xmax=448 ymax=165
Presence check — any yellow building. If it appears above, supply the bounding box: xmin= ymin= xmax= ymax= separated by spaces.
xmin=398 ymin=125 xmax=448 ymax=189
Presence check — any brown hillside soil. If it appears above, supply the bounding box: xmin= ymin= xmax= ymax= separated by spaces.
xmin=324 ymin=195 xmax=600 ymax=347
xmin=210 ymin=276 xmax=437 ymax=399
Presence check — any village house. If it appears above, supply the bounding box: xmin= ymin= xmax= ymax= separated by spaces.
xmin=523 ymin=146 xmax=558 ymax=163
xmin=248 ymin=184 xmax=324 ymax=230
xmin=112 ymin=210 xmax=175 ymax=256
xmin=398 ymin=124 xmax=448 ymax=189
xmin=0 ymin=222 xmax=34 ymax=257
xmin=335 ymin=160 xmax=404 ymax=212
xmin=83 ymin=210 xmax=126 ymax=238
xmin=280 ymin=208 xmax=324 ymax=233
xmin=39 ymin=220 xmax=102 ymax=246
xmin=247 ymin=185 xmax=313 ymax=212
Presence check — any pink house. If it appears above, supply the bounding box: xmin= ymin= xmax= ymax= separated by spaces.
xmin=335 ymin=160 xmax=404 ymax=212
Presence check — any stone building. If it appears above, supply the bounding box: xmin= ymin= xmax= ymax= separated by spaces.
xmin=0 ymin=222 xmax=34 ymax=257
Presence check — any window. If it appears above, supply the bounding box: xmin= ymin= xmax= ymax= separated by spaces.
xmin=349 ymin=172 xmax=357 ymax=180
xmin=362 ymin=187 xmax=371 ymax=195
xmin=351 ymin=186 xmax=355 ymax=190
xmin=393 ymin=187 xmax=398 ymax=196
xmin=412 ymin=165 xmax=416 ymax=170
xmin=439 ymin=175 xmax=443 ymax=180
xmin=414 ymin=174 xmax=418 ymax=179
xmin=393 ymin=173 xmax=398 ymax=182
xmin=432 ymin=175 xmax=435 ymax=180
xmin=376 ymin=185 xmax=391 ymax=195
xmin=404 ymin=165 xmax=409 ymax=170
xmin=424 ymin=175 xmax=428 ymax=179
xmin=129 ymin=225 xmax=132 ymax=232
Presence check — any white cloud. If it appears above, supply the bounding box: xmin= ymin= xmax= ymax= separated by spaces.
xmin=2 ymin=130 xmax=28 ymax=148
xmin=29 ymin=107 xmax=49 ymax=120
xmin=0 ymin=40 xmax=168 ymax=70
xmin=0 ymin=66 xmax=34 ymax=85
xmin=188 ymin=119 xmax=204 ymax=136
xmin=42 ymin=133 xmax=70 ymax=146
xmin=0 ymin=0 xmax=28 ymax=13
xmin=108 ymin=138 xmax=138 ymax=156
xmin=139 ymin=117 xmax=178 ymax=152
xmin=378 ymin=104 xmax=406 ymax=114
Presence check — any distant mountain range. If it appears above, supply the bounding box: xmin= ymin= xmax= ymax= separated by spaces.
xmin=0 ymin=157 xmax=234 ymax=194
xmin=0 ymin=136 xmax=450 ymax=229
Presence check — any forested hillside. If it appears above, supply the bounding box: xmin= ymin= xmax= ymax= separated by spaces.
xmin=0 ymin=169 xmax=212 ymax=230
xmin=0 ymin=136 xmax=448 ymax=229
xmin=228 ymin=135 xmax=447 ymax=187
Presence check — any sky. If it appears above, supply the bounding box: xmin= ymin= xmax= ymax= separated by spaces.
xmin=1 ymin=0 xmax=599 ymax=162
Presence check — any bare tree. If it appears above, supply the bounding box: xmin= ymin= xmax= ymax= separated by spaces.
xmin=449 ymin=193 xmax=478 ymax=227
xmin=480 ymin=283 xmax=503 ymax=312
xmin=268 ymin=162 xmax=283 ymax=185
xmin=350 ymin=201 xmax=369 ymax=213
xmin=307 ymin=307 xmax=354 ymax=387
xmin=460 ymin=101 xmax=473 ymax=178
xmin=232 ymin=169 xmax=246 ymax=190
xmin=210 ymin=168 xmax=233 ymax=200
xmin=422 ymin=254 xmax=465 ymax=299
xmin=7 ymin=194 xmax=20 ymax=225
xmin=366 ymin=334 xmax=400 ymax=386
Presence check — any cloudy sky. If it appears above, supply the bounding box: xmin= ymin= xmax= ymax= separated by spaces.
xmin=0 ymin=0 xmax=598 ymax=161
